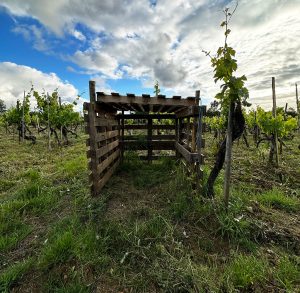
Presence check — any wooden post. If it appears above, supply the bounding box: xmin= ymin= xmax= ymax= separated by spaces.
xmin=186 ymin=117 xmax=191 ymax=150
xmin=284 ymin=103 xmax=288 ymax=116
xmin=59 ymin=96 xmax=63 ymax=142
xmin=47 ymin=93 xmax=51 ymax=151
xmin=296 ymin=83 xmax=300 ymax=133
xmin=195 ymin=90 xmax=202 ymax=192
xmin=121 ymin=110 xmax=125 ymax=160
xmin=147 ymin=118 xmax=153 ymax=162
xmin=88 ymin=81 xmax=98 ymax=195
xmin=17 ymin=100 xmax=20 ymax=142
xmin=175 ymin=118 xmax=179 ymax=157
xmin=22 ymin=91 xmax=25 ymax=142
xmin=223 ymin=101 xmax=234 ymax=210
xmin=272 ymin=77 xmax=279 ymax=167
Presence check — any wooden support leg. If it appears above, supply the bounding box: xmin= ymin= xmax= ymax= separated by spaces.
xmin=147 ymin=118 xmax=153 ymax=163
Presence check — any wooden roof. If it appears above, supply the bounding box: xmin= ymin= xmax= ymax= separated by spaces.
xmin=96 ymin=92 xmax=200 ymax=113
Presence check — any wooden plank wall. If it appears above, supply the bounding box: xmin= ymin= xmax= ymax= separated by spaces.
xmin=175 ymin=101 xmax=206 ymax=191
xmin=118 ymin=114 xmax=176 ymax=161
xmin=84 ymin=81 xmax=120 ymax=196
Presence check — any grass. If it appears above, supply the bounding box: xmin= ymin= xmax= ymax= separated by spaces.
xmin=224 ymin=254 xmax=269 ymax=289
xmin=257 ymin=188 xmax=300 ymax=212
xmin=0 ymin=130 xmax=300 ymax=292
xmin=275 ymin=256 xmax=300 ymax=289
xmin=0 ymin=258 xmax=33 ymax=292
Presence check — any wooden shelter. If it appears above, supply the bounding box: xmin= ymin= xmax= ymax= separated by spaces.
xmin=84 ymin=81 xmax=206 ymax=196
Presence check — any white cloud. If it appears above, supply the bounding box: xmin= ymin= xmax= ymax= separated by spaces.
xmin=70 ymin=49 xmax=120 ymax=79
xmin=12 ymin=24 xmax=48 ymax=51
xmin=1 ymin=0 xmax=300 ymax=109
xmin=0 ymin=62 xmax=81 ymax=110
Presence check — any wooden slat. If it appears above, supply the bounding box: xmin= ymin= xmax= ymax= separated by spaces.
xmin=83 ymin=101 xmax=116 ymax=114
xmin=176 ymin=106 xmax=198 ymax=118
xmin=97 ymin=149 xmax=120 ymax=175
xmin=117 ymin=114 xmax=176 ymax=119
xmin=124 ymin=124 xmax=174 ymax=130
xmin=95 ymin=139 xmax=119 ymax=159
xmin=86 ymin=130 xmax=119 ymax=146
xmin=175 ymin=142 xmax=204 ymax=163
xmin=96 ymin=93 xmax=200 ymax=107
xmin=123 ymin=135 xmax=175 ymax=141
xmin=139 ymin=155 xmax=176 ymax=160
xmin=93 ymin=158 xmax=120 ymax=195
xmin=96 ymin=130 xmax=119 ymax=142
xmin=94 ymin=118 xmax=118 ymax=127
xmin=121 ymin=140 xmax=175 ymax=150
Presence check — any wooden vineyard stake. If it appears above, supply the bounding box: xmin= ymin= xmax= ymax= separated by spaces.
xmin=21 ymin=91 xmax=25 ymax=142
xmin=272 ymin=77 xmax=279 ymax=167
xmin=223 ymin=101 xmax=234 ymax=209
xmin=47 ymin=93 xmax=51 ymax=151
xmin=296 ymin=83 xmax=300 ymax=133
xmin=195 ymin=90 xmax=203 ymax=193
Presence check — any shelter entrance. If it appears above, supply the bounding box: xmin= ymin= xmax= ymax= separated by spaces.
xmin=84 ymin=81 xmax=206 ymax=196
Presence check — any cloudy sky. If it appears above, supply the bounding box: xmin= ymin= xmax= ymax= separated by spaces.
xmin=0 ymin=0 xmax=299 ymax=110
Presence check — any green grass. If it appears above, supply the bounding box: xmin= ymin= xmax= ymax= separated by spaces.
xmin=39 ymin=230 xmax=76 ymax=268
xmin=258 ymin=188 xmax=300 ymax=212
xmin=0 ymin=258 xmax=33 ymax=292
xmin=0 ymin=215 xmax=31 ymax=252
xmin=275 ymin=256 xmax=300 ymax=289
xmin=1 ymin=130 xmax=300 ymax=292
xmin=224 ymin=254 xmax=269 ymax=289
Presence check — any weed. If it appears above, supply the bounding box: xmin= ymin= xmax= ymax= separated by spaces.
xmin=57 ymin=154 xmax=87 ymax=179
xmin=224 ymin=254 xmax=268 ymax=289
xmin=0 ymin=179 xmax=15 ymax=192
xmin=39 ymin=231 xmax=75 ymax=268
xmin=0 ymin=258 xmax=33 ymax=292
xmin=257 ymin=189 xmax=300 ymax=212
xmin=23 ymin=168 xmax=41 ymax=181
xmin=0 ymin=215 xmax=31 ymax=252
xmin=216 ymin=198 xmax=251 ymax=243
xmin=275 ymin=256 xmax=300 ymax=289
xmin=74 ymin=226 xmax=111 ymax=270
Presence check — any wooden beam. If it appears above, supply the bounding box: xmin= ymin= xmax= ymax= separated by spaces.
xmin=175 ymin=142 xmax=204 ymax=163
xmin=117 ymin=114 xmax=176 ymax=119
xmin=123 ymin=135 xmax=175 ymax=141
xmin=139 ymin=155 xmax=176 ymax=160
xmin=96 ymin=93 xmax=200 ymax=107
xmin=123 ymin=124 xmax=174 ymax=130
xmin=121 ymin=140 xmax=175 ymax=150
xmin=157 ymin=105 xmax=165 ymax=112
xmin=138 ymin=104 xmax=145 ymax=112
